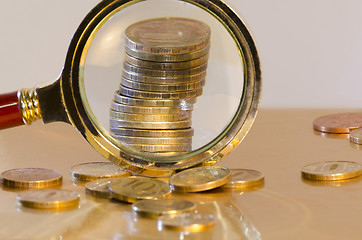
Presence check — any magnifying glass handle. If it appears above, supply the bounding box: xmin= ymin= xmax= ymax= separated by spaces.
xmin=0 ymin=91 xmax=24 ymax=130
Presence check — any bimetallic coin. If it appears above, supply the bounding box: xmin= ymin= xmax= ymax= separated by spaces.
xmin=159 ymin=213 xmax=215 ymax=232
xmin=313 ymin=113 xmax=362 ymax=133
xmin=112 ymin=136 xmax=192 ymax=145
xmin=70 ymin=162 xmax=130 ymax=182
xmin=170 ymin=166 xmax=231 ymax=192
xmin=110 ymin=119 xmax=192 ymax=130
xmin=120 ymin=86 xmax=203 ymax=100
xmin=121 ymin=78 xmax=206 ymax=92
xmin=110 ymin=111 xmax=191 ymax=122
xmin=108 ymin=176 xmax=172 ymax=203
xmin=122 ymin=70 xmax=206 ymax=84
xmin=124 ymin=53 xmax=209 ymax=70
xmin=110 ymin=128 xmax=194 ymax=138
xmin=125 ymin=17 xmax=210 ymax=55
xmin=114 ymin=93 xmax=196 ymax=107
xmin=1 ymin=168 xmax=62 ymax=188
xmin=301 ymin=161 xmax=362 ymax=181
xmin=350 ymin=128 xmax=362 ymax=144
xmin=85 ymin=178 xmax=117 ymax=198
xmin=221 ymin=169 xmax=264 ymax=189
xmin=123 ymin=143 xmax=192 ymax=152
xmin=16 ymin=189 xmax=80 ymax=209
xmin=111 ymin=101 xmax=191 ymax=114
xmin=132 ymin=198 xmax=196 ymax=218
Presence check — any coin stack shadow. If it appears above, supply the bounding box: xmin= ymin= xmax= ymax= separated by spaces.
xmin=110 ymin=17 xmax=211 ymax=156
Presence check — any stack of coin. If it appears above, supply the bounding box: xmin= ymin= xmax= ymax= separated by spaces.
xmin=110 ymin=17 xmax=211 ymax=156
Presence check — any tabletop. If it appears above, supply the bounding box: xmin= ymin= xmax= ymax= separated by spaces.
xmin=0 ymin=109 xmax=361 ymax=240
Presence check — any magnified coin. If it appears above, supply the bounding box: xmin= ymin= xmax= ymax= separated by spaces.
xmin=170 ymin=166 xmax=230 ymax=192
xmin=16 ymin=189 xmax=80 ymax=209
xmin=112 ymin=136 xmax=192 ymax=145
xmin=122 ymin=70 xmax=207 ymax=84
xmin=121 ymin=78 xmax=206 ymax=92
xmin=110 ymin=111 xmax=191 ymax=122
xmin=132 ymin=198 xmax=196 ymax=218
xmin=301 ymin=161 xmax=362 ymax=181
xmin=350 ymin=128 xmax=362 ymax=144
xmin=110 ymin=119 xmax=192 ymax=130
xmin=221 ymin=169 xmax=264 ymax=189
xmin=111 ymin=102 xmax=191 ymax=114
xmin=108 ymin=176 xmax=172 ymax=203
xmin=122 ymin=143 xmax=192 ymax=152
xmin=70 ymin=162 xmax=130 ymax=182
xmin=1 ymin=168 xmax=62 ymax=188
xmin=85 ymin=178 xmax=117 ymax=198
xmin=313 ymin=113 xmax=362 ymax=133
xmin=110 ymin=128 xmax=194 ymax=138
xmin=159 ymin=213 xmax=215 ymax=232
xmin=114 ymin=93 xmax=197 ymax=107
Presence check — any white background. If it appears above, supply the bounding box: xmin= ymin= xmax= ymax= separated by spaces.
xmin=1 ymin=0 xmax=362 ymax=109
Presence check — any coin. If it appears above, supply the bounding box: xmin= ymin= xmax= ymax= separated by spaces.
xmin=124 ymin=53 xmax=209 ymax=70
xmin=110 ymin=119 xmax=192 ymax=129
xmin=16 ymin=189 xmax=80 ymax=209
xmin=120 ymin=86 xmax=203 ymax=100
xmin=122 ymin=70 xmax=206 ymax=84
xmin=350 ymin=128 xmax=362 ymax=144
xmin=125 ymin=17 xmax=210 ymax=55
xmin=159 ymin=213 xmax=215 ymax=232
xmin=110 ymin=128 xmax=194 ymax=138
xmin=122 ymin=143 xmax=192 ymax=152
xmin=70 ymin=162 xmax=130 ymax=182
xmin=111 ymin=101 xmax=191 ymax=114
xmin=132 ymin=198 xmax=196 ymax=218
xmin=170 ymin=166 xmax=231 ymax=192
xmin=112 ymin=136 xmax=192 ymax=145
xmin=108 ymin=176 xmax=172 ymax=203
xmin=313 ymin=113 xmax=362 ymax=133
xmin=221 ymin=169 xmax=264 ymax=189
xmin=110 ymin=111 xmax=191 ymax=122
xmin=121 ymin=78 xmax=206 ymax=92
xmin=85 ymin=178 xmax=116 ymax=198
xmin=301 ymin=161 xmax=362 ymax=181
xmin=1 ymin=168 xmax=62 ymax=188
xmin=114 ymin=93 xmax=196 ymax=107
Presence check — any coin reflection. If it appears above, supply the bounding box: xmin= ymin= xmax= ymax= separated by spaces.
xmin=301 ymin=176 xmax=362 ymax=187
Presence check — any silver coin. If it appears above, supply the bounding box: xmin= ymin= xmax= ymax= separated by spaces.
xmin=121 ymin=77 xmax=206 ymax=92
xmin=114 ymin=93 xmax=196 ymax=107
xmin=111 ymin=101 xmax=192 ymax=114
xmin=119 ymin=86 xmax=203 ymax=100
xmin=350 ymin=128 xmax=362 ymax=144
xmin=122 ymin=143 xmax=192 ymax=152
xmin=122 ymin=70 xmax=206 ymax=84
xmin=112 ymin=136 xmax=193 ymax=145
xmin=110 ymin=119 xmax=192 ymax=129
xmin=110 ymin=128 xmax=194 ymax=138
xmin=110 ymin=111 xmax=191 ymax=122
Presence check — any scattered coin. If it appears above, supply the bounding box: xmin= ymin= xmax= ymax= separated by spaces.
xmin=132 ymin=198 xmax=196 ymax=218
xmin=85 ymin=178 xmax=116 ymax=199
xmin=159 ymin=213 xmax=215 ymax=232
xmin=170 ymin=166 xmax=230 ymax=192
xmin=1 ymin=168 xmax=62 ymax=188
xmin=350 ymin=128 xmax=362 ymax=144
xmin=70 ymin=162 xmax=130 ymax=182
xmin=108 ymin=176 xmax=172 ymax=203
xmin=301 ymin=161 xmax=362 ymax=181
xmin=313 ymin=113 xmax=362 ymax=133
xmin=16 ymin=189 xmax=80 ymax=209
xmin=221 ymin=169 xmax=264 ymax=189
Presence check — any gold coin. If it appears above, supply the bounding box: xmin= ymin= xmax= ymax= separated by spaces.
xmin=125 ymin=45 xmax=210 ymax=62
xmin=16 ymin=189 xmax=80 ymax=209
xmin=122 ymin=70 xmax=206 ymax=84
xmin=301 ymin=161 xmax=362 ymax=181
xmin=111 ymin=101 xmax=192 ymax=114
xmin=125 ymin=17 xmax=210 ymax=55
xmin=70 ymin=162 xmax=130 ymax=182
xmin=350 ymin=128 xmax=362 ymax=144
xmin=159 ymin=213 xmax=215 ymax=232
xmin=121 ymin=78 xmax=206 ymax=92
xmin=169 ymin=166 xmax=230 ymax=192
xmin=110 ymin=111 xmax=191 ymax=122
xmin=112 ymin=136 xmax=192 ymax=145
xmin=132 ymin=198 xmax=196 ymax=218
xmin=1 ymin=168 xmax=62 ymax=188
xmin=110 ymin=119 xmax=192 ymax=129
xmin=114 ymin=93 xmax=196 ymax=107
xmin=124 ymin=53 xmax=209 ymax=70
xmin=110 ymin=128 xmax=194 ymax=138
xmin=120 ymin=86 xmax=203 ymax=100
xmin=221 ymin=169 xmax=264 ymax=189
xmin=108 ymin=176 xmax=172 ymax=203
xmin=85 ymin=178 xmax=117 ymax=199
xmin=122 ymin=143 xmax=192 ymax=152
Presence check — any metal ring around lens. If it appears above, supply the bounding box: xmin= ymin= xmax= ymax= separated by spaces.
xmin=61 ymin=0 xmax=262 ymax=177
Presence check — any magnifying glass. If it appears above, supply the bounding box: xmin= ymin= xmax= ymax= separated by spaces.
xmin=0 ymin=0 xmax=261 ymax=177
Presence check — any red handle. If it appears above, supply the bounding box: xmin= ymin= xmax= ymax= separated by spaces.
xmin=0 ymin=91 xmax=24 ymax=130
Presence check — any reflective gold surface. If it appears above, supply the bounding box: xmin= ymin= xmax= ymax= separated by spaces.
xmin=1 ymin=109 xmax=362 ymax=239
